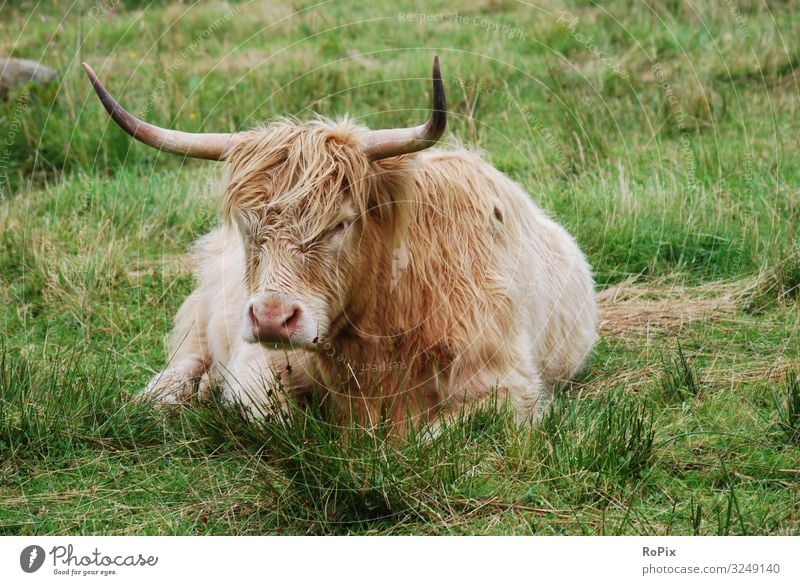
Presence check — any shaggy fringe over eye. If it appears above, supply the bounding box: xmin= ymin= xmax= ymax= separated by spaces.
xmin=220 ymin=117 xmax=416 ymax=246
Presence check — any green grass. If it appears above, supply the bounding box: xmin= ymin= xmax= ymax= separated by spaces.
xmin=1 ymin=0 xmax=799 ymax=535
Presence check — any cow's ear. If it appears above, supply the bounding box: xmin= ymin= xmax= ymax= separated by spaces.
xmin=369 ymin=155 xmax=418 ymax=200
xmin=366 ymin=157 xmax=417 ymax=252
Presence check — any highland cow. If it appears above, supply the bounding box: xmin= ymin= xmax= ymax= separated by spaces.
xmin=84 ymin=57 xmax=597 ymax=431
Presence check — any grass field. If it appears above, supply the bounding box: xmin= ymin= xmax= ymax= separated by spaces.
xmin=1 ymin=0 xmax=799 ymax=535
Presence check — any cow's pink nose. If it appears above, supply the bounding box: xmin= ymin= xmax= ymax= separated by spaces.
xmin=248 ymin=298 xmax=302 ymax=342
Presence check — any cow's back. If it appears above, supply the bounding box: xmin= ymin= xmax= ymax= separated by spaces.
xmin=405 ymin=149 xmax=597 ymax=385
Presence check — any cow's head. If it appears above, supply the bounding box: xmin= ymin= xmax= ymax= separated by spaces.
xmin=84 ymin=58 xmax=446 ymax=349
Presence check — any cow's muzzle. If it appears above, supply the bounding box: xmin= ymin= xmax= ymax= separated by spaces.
xmin=246 ymin=295 xmax=304 ymax=344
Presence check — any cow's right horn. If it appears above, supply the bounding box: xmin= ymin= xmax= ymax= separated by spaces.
xmin=83 ymin=63 xmax=240 ymax=161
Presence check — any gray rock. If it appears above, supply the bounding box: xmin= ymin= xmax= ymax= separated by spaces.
xmin=0 ymin=57 xmax=58 ymax=89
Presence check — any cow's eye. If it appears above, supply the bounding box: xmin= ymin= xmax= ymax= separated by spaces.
xmin=332 ymin=220 xmax=349 ymax=234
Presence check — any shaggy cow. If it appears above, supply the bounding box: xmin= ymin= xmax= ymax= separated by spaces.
xmin=84 ymin=57 xmax=597 ymax=431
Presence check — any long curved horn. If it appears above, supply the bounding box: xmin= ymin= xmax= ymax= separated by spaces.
xmin=82 ymin=63 xmax=238 ymax=161
xmin=360 ymin=56 xmax=447 ymax=162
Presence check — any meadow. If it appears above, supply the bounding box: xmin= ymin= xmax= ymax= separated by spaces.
xmin=0 ymin=0 xmax=798 ymax=535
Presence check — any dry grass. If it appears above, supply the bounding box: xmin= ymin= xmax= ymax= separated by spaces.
xmin=598 ymin=276 xmax=749 ymax=339
xmin=595 ymin=276 xmax=798 ymax=394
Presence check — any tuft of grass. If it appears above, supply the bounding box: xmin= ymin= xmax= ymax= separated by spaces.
xmin=657 ymin=344 xmax=701 ymax=404
xmin=538 ymin=391 xmax=657 ymax=503
xmin=745 ymin=246 xmax=800 ymax=313
xmin=178 ymin=388 xmax=520 ymax=531
xmin=0 ymin=346 xmax=168 ymax=459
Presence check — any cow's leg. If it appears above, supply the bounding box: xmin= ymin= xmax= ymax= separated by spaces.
xmin=219 ymin=344 xmax=313 ymax=419
xmin=139 ymin=290 xmax=210 ymax=404
xmin=434 ymin=356 xmax=550 ymax=432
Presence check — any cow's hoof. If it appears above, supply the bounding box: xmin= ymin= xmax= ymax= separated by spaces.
xmin=138 ymin=370 xmax=196 ymax=404
xmin=196 ymin=372 xmax=214 ymax=401
xmin=219 ymin=383 xmax=285 ymax=421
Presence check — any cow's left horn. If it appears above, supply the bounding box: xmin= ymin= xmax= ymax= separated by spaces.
xmin=83 ymin=63 xmax=239 ymax=161
xmin=360 ymin=56 xmax=447 ymax=162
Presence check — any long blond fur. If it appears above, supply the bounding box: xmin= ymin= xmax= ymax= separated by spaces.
xmin=142 ymin=118 xmax=598 ymax=432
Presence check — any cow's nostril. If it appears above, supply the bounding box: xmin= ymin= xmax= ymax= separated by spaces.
xmin=283 ymin=307 xmax=300 ymax=328
xmin=248 ymin=299 xmax=302 ymax=342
